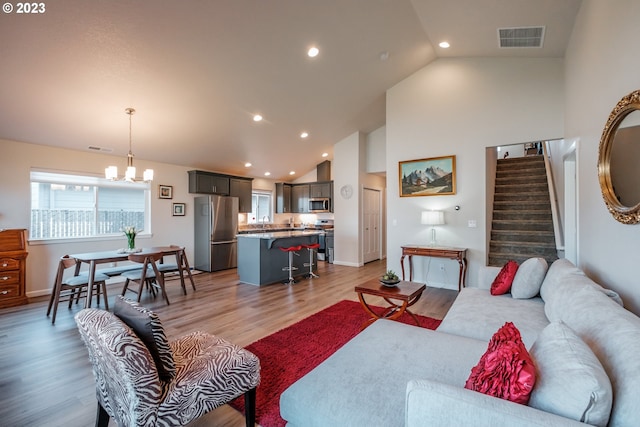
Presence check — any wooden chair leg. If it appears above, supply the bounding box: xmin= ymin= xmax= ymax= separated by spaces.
xmin=96 ymin=402 xmax=109 ymax=427
xmin=100 ymin=281 xmax=109 ymax=311
xmin=182 ymin=253 xmax=196 ymax=291
xmin=157 ymin=275 xmax=170 ymax=305
xmin=244 ymin=387 xmax=256 ymax=427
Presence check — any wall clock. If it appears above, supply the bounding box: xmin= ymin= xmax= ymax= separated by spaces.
xmin=340 ymin=184 xmax=353 ymax=199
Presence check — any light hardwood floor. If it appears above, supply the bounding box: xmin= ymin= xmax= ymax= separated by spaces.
xmin=0 ymin=260 xmax=458 ymax=426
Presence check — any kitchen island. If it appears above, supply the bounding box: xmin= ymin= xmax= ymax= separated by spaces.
xmin=237 ymin=230 xmax=323 ymax=286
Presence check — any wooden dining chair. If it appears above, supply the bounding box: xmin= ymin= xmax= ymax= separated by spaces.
xmin=157 ymin=245 xmax=196 ymax=295
xmin=121 ymin=252 xmax=170 ymax=305
xmin=46 ymin=255 xmax=110 ymax=324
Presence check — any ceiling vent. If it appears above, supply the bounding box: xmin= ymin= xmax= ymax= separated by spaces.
xmin=87 ymin=145 xmax=113 ymax=153
xmin=498 ymin=26 xmax=545 ymax=48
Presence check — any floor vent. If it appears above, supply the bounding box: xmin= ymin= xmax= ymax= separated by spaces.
xmin=498 ymin=26 xmax=545 ymax=48
xmin=87 ymin=145 xmax=113 ymax=153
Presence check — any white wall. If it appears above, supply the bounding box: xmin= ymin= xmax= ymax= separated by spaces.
xmin=386 ymin=57 xmax=564 ymax=289
xmin=333 ymin=132 xmax=363 ymax=267
xmin=564 ymin=0 xmax=640 ymax=314
xmin=1 ymin=139 xmax=195 ymax=297
xmin=366 ymin=126 xmax=386 ymax=173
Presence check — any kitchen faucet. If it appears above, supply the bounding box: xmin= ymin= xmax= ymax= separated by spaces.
xmin=262 ymin=216 xmax=270 ymax=229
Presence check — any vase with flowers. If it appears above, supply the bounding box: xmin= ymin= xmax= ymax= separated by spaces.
xmin=123 ymin=226 xmax=137 ymax=252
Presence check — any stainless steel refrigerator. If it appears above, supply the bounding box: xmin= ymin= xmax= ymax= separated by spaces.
xmin=194 ymin=195 xmax=239 ymax=272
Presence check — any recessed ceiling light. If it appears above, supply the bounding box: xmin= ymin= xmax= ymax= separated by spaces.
xmin=244 ymin=162 xmax=252 ymax=167
xmin=289 ymin=171 xmax=295 ymax=175
xmin=307 ymin=47 xmax=319 ymax=58
xmin=264 ymin=172 xmax=271 ymax=176
xmin=322 ymin=152 xmax=328 ymax=158
xmin=300 ymin=132 xmax=309 ymax=138
xmin=379 ymin=51 xmax=389 ymax=61
xmin=253 ymin=114 xmax=263 ymax=122
xmin=439 ymin=41 xmax=450 ymax=48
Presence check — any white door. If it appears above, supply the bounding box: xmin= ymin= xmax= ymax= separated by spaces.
xmin=363 ymin=188 xmax=381 ymax=263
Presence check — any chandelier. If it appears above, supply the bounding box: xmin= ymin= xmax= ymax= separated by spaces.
xmin=105 ymin=107 xmax=154 ymax=182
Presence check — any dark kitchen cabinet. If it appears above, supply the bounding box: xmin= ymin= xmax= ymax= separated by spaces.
xmin=310 ymin=182 xmax=332 ymax=198
xmin=276 ymin=183 xmax=292 ymax=213
xmin=292 ymin=184 xmax=310 ymax=213
xmin=188 ymin=171 xmax=230 ymax=195
xmin=230 ymin=178 xmax=253 ymax=213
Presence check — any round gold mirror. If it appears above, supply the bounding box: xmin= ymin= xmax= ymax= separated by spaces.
xmin=598 ymin=90 xmax=640 ymax=224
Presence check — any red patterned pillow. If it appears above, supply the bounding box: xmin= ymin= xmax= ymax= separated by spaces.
xmin=491 ymin=260 xmax=519 ymax=295
xmin=465 ymin=322 xmax=536 ymax=404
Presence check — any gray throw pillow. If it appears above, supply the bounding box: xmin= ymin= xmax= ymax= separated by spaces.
xmin=511 ymin=257 xmax=547 ymax=299
xmin=529 ymin=321 xmax=612 ymax=427
xmin=113 ymin=296 xmax=176 ymax=382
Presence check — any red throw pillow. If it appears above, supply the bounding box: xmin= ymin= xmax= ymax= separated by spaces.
xmin=465 ymin=322 xmax=536 ymax=405
xmin=491 ymin=260 xmax=519 ymax=295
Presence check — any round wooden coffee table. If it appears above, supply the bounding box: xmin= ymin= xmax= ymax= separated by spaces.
xmin=354 ymin=279 xmax=426 ymax=329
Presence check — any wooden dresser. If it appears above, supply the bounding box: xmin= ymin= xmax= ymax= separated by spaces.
xmin=0 ymin=229 xmax=28 ymax=308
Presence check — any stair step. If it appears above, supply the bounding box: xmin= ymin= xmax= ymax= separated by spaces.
xmin=493 ymin=191 xmax=550 ymax=202
xmin=495 ymin=171 xmax=547 ymax=181
xmin=495 ymin=183 xmax=548 ymax=195
xmin=493 ymin=210 xmax=552 ymax=221
xmin=491 ymin=219 xmax=554 ymax=232
xmin=489 ymin=252 xmax=558 ymax=267
xmin=495 ymin=175 xmax=547 ymax=186
xmin=490 ymin=241 xmax=557 ymax=256
xmin=497 ymin=164 xmax=545 ymax=173
xmin=491 ymin=230 xmax=555 ymax=243
xmin=493 ymin=201 xmax=551 ymax=211
xmin=496 ymin=166 xmax=545 ymax=175
xmin=498 ymin=156 xmax=545 ymax=165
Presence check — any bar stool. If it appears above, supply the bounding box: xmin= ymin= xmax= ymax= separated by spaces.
xmin=280 ymin=245 xmax=301 ymax=285
xmin=302 ymin=243 xmax=320 ymax=278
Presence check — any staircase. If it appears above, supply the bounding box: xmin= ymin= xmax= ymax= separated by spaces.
xmin=489 ymin=155 xmax=558 ymax=266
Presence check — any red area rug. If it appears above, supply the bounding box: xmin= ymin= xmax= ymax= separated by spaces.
xmin=229 ymin=299 xmax=441 ymax=427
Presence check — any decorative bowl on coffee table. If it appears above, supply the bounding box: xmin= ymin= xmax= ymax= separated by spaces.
xmin=380 ymin=278 xmax=400 ymax=287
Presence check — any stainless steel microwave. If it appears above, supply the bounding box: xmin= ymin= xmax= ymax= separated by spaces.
xmin=309 ymin=198 xmax=330 ymax=212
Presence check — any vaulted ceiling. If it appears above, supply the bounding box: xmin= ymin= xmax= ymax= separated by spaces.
xmin=0 ymin=0 xmax=582 ymax=180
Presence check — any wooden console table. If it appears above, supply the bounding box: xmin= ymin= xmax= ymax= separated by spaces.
xmin=400 ymin=245 xmax=467 ymax=291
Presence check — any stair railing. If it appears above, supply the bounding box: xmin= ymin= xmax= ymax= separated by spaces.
xmin=542 ymin=141 xmax=563 ymax=250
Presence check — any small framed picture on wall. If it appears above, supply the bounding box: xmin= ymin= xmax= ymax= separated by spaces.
xmin=159 ymin=185 xmax=173 ymax=199
xmin=172 ymin=203 xmax=186 ymax=216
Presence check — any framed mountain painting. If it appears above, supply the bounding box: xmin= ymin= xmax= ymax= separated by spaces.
xmin=399 ymin=155 xmax=456 ymax=197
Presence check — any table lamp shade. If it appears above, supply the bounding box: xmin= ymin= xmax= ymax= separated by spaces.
xmin=421 ymin=211 xmax=445 ymax=226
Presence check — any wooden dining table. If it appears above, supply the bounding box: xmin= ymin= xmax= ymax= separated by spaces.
xmin=69 ymin=246 xmax=194 ymax=308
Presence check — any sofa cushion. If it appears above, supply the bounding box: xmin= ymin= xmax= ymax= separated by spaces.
xmin=280 ymin=319 xmax=488 ymax=427
xmin=511 ymin=257 xmax=548 ymax=299
xmin=491 ymin=260 xmax=518 ymax=295
xmin=113 ymin=296 xmax=176 ymax=382
xmin=529 ymin=321 xmax=612 ymax=427
xmin=465 ymin=322 xmax=535 ymax=404
xmin=437 ymin=288 xmax=548 ymax=348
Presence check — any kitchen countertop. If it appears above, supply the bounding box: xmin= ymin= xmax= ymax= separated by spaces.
xmin=237 ymin=230 xmax=325 ymax=239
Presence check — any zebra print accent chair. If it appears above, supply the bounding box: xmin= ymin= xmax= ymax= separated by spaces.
xmin=75 ymin=304 xmax=260 ymax=427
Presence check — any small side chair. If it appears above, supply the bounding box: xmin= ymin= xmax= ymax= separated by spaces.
xmin=46 ymin=255 xmax=109 ymax=324
xmin=75 ymin=297 xmax=260 ymax=427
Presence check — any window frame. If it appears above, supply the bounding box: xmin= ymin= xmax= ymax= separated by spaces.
xmin=29 ymin=169 xmax=152 ymax=245
xmin=249 ymin=189 xmax=273 ymax=224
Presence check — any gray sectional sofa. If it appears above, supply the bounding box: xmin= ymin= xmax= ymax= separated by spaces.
xmin=280 ymin=258 xmax=640 ymax=426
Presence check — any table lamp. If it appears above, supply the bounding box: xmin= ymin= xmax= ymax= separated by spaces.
xmin=421 ymin=210 xmax=445 ymax=245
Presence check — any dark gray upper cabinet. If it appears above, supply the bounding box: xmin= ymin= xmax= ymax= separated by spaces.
xmin=291 ymin=184 xmax=310 ymax=213
xmin=277 ymin=180 xmax=334 ymax=213
xmin=309 ymin=182 xmax=332 ymax=198
xmin=276 ymin=182 xmax=292 ymax=213
xmin=188 ymin=171 xmax=253 ymax=208
xmin=230 ymin=178 xmax=253 ymax=213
